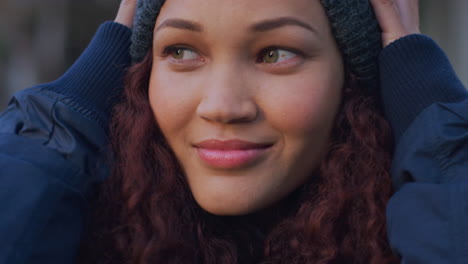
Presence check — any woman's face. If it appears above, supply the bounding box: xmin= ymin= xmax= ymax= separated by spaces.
xmin=149 ymin=0 xmax=344 ymax=215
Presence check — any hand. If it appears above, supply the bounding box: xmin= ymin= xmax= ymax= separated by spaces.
xmin=114 ymin=0 xmax=138 ymax=28
xmin=370 ymin=0 xmax=421 ymax=47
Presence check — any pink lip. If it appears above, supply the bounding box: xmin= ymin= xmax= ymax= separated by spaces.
xmin=194 ymin=139 xmax=273 ymax=169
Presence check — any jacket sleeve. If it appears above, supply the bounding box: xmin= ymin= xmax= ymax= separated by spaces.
xmin=379 ymin=35 xmax=468 ymax=263
xmin=0 ymin=22 xmax=132 ymax=264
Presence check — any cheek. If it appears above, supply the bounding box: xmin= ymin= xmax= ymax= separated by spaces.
xmin=148 ymin=70 xmax=198 ymax=136
xmin=258 ymin=65 xmax=344 ymax=180
xmin=260 ymin=70 xmax=343 ymax=139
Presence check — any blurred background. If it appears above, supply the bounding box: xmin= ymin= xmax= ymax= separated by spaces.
xmin=0 ymin=0 xmax=467 ymax=110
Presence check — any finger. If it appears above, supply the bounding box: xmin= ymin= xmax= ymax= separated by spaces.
xmin=115 ymin=0 xmax=138 ymax=28
xmin=395 ymin=0 xmax=420 ymax=34
xmin=370 ymin=0 xmax=407 ymax=47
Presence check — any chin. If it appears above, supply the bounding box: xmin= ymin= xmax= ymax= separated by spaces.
xmin=195 ymin=195 xmax=266 ymax=216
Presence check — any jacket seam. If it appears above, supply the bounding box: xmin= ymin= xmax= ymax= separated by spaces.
xmin=44 ymin=99 xmax=58 ymax=145
xmin=37 ymin=87 xmax=107 ymax=130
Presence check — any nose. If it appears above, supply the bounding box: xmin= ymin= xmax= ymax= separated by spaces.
xmin=196 ymin=65 xmax=258 ymax=124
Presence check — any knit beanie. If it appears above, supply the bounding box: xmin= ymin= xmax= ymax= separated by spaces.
xmin=130 ymin=0 xmax=382 ymax=89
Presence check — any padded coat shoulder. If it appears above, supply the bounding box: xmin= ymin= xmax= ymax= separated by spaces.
xmin=0 ymin=22 xmax=132 ymax=264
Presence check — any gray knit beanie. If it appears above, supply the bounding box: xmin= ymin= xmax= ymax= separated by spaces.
xmin=130 ymin=0 xmax=382 ymax=89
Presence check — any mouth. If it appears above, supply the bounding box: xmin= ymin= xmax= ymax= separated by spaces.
xmin=193 ymin=139 xmax=274 ymax=169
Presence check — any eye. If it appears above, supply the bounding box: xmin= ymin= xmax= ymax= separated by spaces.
xmin=260 ymin=48 xmax=298 ymax=64
xmin=165 ymin=46 xmax=200 ymax=61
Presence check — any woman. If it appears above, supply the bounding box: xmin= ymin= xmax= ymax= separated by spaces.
xmin=1 ymin=0 xmax=467 ymax=263
xmin=84 ymin=0 xmax=397 ymax=263
xmin=81 ymin=0 xmax=398 ymax=263
xmin=81 ymin=0 xmax=468 ymax=263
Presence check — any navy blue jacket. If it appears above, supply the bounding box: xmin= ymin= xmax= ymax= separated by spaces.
xmin=0 ymin=22 xmax=467 ymax=263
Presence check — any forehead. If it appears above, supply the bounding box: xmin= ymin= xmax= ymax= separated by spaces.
xmin=156 ymin=0 xmax=330 ymax=32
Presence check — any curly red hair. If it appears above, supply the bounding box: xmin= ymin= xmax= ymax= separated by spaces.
xmin=78 ymin=50 xmax=399 ymax=264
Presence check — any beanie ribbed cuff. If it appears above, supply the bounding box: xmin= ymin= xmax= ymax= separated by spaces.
xmin=320 ymin=0 xmax=382 ymax=89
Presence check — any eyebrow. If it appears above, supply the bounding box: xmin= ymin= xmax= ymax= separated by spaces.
xmin=251 ymin=17 xmax=317 ymax=34
xmin=154 ymin=17 xmax=316 ymax=34
xmin=155 ymin=19 xmax=203 ymax=33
